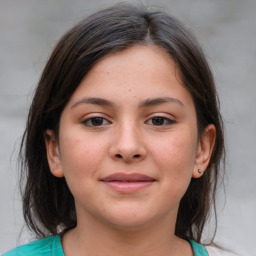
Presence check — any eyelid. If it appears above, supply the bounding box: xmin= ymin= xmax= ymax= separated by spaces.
xmin=145 ymin=114 xmax=176 ymax=126
xmin=81 ymin=114 xmax=112 ymax=127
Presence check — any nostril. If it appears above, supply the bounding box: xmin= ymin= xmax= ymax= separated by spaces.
xmin=115 ymin=154 xmax=141 ymax=159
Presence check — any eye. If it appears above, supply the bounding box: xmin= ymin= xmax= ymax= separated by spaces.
xmin=82 ymin=117 xmax=111 ymax=127
xmin=146 ymin=116 xmax=175 ymax=126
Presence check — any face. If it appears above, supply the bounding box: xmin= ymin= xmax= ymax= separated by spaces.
xmin=45 ymin=45 xmax=215 ymax=231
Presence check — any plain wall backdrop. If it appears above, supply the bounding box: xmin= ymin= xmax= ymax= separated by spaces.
xmin=0 ymin=0 xmax=255 ymax=255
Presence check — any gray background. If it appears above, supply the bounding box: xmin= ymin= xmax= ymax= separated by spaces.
xmin=0 ymin=0 xmax=255 ymax=255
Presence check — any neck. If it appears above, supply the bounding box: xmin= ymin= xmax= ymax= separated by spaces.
xmin=62 ymin=211 xmax=193 ymax=256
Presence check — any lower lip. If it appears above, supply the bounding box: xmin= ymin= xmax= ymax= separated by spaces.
xmin=101 ymin=181 xmax=155 ymax=193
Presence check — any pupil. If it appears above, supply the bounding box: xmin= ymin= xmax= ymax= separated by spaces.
xmin=152 ymin=117 xmax=164 ymax=126
xmin=91 ymin=117 xmax=103 ymax=126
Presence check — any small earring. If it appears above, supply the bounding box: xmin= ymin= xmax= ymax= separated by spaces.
xmin=198 ymin=169 xmax=203 ymax=174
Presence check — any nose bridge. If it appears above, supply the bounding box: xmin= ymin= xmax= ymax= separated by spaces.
xmin=119 ymin=120 xmax=139 ymax=146
xmin=110 ymin=118 xmax=146 ymax=162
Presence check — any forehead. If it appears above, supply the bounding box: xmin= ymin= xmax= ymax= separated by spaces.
xmin=90 ymin=45 xmax=179 ymax=82
xmin=67 ymin=45 xmax=193 ymax=109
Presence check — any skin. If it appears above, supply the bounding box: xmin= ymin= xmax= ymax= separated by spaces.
xmin=45 ymin=45 xmax=216 ymax=256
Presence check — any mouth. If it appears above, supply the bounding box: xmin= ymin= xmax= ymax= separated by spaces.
xmin=100 ymin=173 xmax=156 ymax=193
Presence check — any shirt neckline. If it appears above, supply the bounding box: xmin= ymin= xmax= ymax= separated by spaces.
xmin=54 ymin=234 xmax=208 ymax=256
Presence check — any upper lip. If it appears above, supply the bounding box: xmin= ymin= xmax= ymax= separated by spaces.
xmin=100 ymin=172 xmax=156 ymax=182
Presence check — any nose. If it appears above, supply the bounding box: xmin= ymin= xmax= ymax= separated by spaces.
xmin=109 ymin=123 xmax=147 ymax=163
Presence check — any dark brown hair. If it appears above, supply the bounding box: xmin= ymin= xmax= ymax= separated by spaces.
xmin=20 ymin=3 xmax=225 ymax=243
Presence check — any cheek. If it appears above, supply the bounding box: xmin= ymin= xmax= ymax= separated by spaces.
xmin=58 ymin=133 xmax=107 ymax=204
xmin=59 ymin=133 xmax=105 ymax=179
xmin=154 ymin=135 xmax=196 ymax=169
xmin=150 ymin=130 xmax=197 ymax=191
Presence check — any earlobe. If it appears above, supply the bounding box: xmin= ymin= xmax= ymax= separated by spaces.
xmin=192 ymin=124 xmax=216 ymax=178
xmin=44 ymin=129 xmax=64 ymax=178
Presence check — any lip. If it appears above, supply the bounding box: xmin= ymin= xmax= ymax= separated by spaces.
xmin=100 ymin=172 xmax=156 ymax=193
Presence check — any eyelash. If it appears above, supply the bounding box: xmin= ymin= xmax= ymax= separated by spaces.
xmin=82 ymin=117 xmax=111 ymax=127
xmin=146 ymin=116 xmax=175 ymax=126
xmin=81 ymin=116 xmax=175 ymax=127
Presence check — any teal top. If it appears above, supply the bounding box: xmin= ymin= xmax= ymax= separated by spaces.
xmin=3 ymin=235 xmax=209 ymax=256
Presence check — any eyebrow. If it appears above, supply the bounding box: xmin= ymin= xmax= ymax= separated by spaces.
xmin=71 ymin=97 xmax=115 ymax=108
xmin=139 ymin=97 xmax=184 ymax=108
xmin=71 ymin=96 xmax=184 ymax=109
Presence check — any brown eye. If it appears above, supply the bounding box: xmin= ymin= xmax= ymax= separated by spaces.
xmin=147 ymin=117 xmax=175 ymax=126
xmin=91 ymin=117 xmax=104 ymax=126
xmin=152 ymin=117 xmax=165 ymax=126
xmin=82 ymin=117 xmax=110 ymax=127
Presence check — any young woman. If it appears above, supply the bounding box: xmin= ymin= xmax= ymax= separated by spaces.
xmin=4 ymin=3 xmax=229 ymax=256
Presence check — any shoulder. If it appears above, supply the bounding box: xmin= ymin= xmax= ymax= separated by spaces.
xmin=188 ymin=239 xmax=240 ymax=256
xmin=2 ymin=235 xmax=64 ymax=256
xmin=188 ymin=239 xmax=209 ymax=255
xmin=206 ymin=246 xmax=240 ymax=256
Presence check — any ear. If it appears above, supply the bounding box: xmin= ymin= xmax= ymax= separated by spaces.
xmin=44 ymin=129 xmax=64 ymax=178
xmin=192 ymin=124 xmax=216 ymax=178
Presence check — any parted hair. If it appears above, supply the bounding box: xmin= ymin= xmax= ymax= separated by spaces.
xmin=20 ymin=3 xmax=225 ymax=243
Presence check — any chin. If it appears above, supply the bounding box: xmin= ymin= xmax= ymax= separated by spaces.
xmin=101 ymin=208 xmax=158 ymax=231
xmin=107 ymin=219 xmax=152 ymax=232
